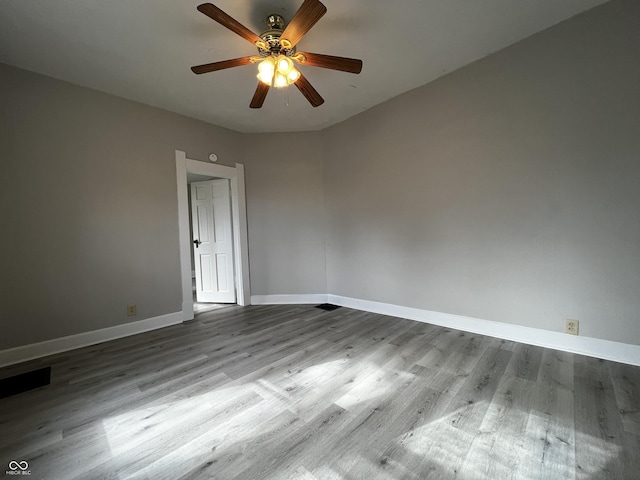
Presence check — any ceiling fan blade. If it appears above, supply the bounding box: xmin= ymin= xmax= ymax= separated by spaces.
xmin=197 ymin=3 xmax=264 ymax=46
xmin=294 ymin=72 xmax=324 ymax=107
xmin=280 ymin=0 xmax=327 ymax=49
xmin=191 ymin=56 xmax=258 ymax=74
xmin=295 ymin=53 xmax=362 ymax=74
xmin=250 ymin=82 xmax=270 ymax=109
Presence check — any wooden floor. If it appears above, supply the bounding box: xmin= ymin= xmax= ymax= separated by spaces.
xmin=1 ymin=305 xmax=639 ymax=480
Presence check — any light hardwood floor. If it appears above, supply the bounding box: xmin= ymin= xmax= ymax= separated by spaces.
xmin=1 ymin=305 xmax=639 ymax=479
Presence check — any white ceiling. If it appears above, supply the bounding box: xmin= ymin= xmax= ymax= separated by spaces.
xmin=0 ymin=0 xmax=607 ymax=133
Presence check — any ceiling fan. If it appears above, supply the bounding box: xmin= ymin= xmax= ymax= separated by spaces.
xmin=191 ymin=0 xmax=363 ymax=108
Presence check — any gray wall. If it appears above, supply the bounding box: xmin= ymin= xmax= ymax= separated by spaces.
xmin=2 ymin=0 xmax=639 ymax=351
xmin=0 ymin=63 xmax=324 ymax=349
xmin=322 ymin=0 xmax=640 ymax=345
xmin=243 ymin=133 xmax=327 ymax=295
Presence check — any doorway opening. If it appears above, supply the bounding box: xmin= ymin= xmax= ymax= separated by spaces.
xmin=176 ymin=150 xmax=250 ymax=322
xmin=188 ymin=175 xmax=235 ymax=314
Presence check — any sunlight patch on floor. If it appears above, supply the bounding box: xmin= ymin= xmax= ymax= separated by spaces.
xmin=97 ymin=354 xmax=623 ymax=480
xmin=101 ymin=388 xmax=235 ymax=456
xmin=334 ymin=364 xmax=415 ymax=411
xmin=399 ymin=403 xmax=621 ymax=480
xmin=573 ymin=429 xmax=623 ymax=478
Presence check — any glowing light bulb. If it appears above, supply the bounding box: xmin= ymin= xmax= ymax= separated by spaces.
xmin=257 ymin=72 xmax=273 ymax=85
xmin=257 ymin=57 xmax=275 ymax=85
xmin=258 ymin=57 xmax=274 ymax=74
xmin=274 ymin=72 xmax=288 ymax=88
xmin=276 ymin=55 xmax=293 ymax=75
xmin=287 ymin=68 xmax=301 ymax=83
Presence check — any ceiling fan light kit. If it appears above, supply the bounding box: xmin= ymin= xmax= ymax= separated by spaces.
xmin=256 ymin=54 xmax=300 ymax=87
xmin=191 ymin=0 xmax=363 ymax=108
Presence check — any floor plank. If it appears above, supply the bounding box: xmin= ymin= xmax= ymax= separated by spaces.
xmin=1 ymin=304 xmax=639 ymax=480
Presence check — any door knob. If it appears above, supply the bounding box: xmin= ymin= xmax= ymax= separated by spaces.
xmin=193 ymin=239 xmax=202 ymax=248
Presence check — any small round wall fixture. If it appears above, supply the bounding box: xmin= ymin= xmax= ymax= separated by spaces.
xmin=209 ymin=153 xmax=218 ymax=162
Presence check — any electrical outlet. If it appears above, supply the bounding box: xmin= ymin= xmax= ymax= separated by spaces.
xmin=127 ymin=304 xmax=137 ymax=316
xmin=565 ymin=319 xmax=579 ymax=335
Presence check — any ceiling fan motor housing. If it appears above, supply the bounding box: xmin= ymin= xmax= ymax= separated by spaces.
xmin=258 ymin=14 xmax=295 ymax=56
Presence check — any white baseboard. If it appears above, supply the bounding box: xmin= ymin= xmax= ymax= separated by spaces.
xmin=251 ymin=294 xmax=328 ymax=305
xmin=6 ymin=296 xmax=637 ymax=369
xmin=247 ymin=293 xmax=640 ymax=366
xmin=0 ymin=312 xmax=184 ymax=368
xmin=327 ymin=295 xmax=640 ymax=367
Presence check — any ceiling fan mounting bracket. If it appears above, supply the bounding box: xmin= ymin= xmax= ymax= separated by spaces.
xmin=266 ymin=14 xmax=285 ymax=30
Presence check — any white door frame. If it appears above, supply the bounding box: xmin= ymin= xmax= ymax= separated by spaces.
xmin=175 ymin=150 xmax=250 ymax=321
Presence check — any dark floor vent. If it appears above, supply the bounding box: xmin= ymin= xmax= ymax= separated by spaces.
xmin=0 ymin=366 xmax=51 ymax=399
xmin=315 ymin=303 xmax=341 ymax=311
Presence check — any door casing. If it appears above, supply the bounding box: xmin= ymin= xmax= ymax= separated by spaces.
xmin=175 ymin=150 xmax=250 ymax=321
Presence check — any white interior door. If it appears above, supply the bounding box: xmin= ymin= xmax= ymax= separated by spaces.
xmin=190 ymin=179 xmax=236 ymax=303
